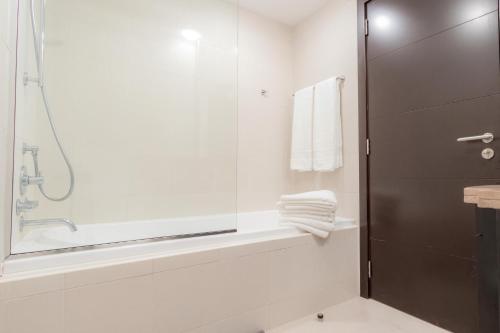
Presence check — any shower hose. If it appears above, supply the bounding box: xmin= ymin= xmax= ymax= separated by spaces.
xmin=28 ymin=0 xmax=74 ymax=202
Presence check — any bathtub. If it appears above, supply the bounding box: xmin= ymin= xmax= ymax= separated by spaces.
xmin=4 ymin=211 xmax=356 ymax=275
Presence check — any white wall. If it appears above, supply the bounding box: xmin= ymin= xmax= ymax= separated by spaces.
xmin=237 ymin=9 xmax=294 ymax=212
xmin=0 ymin=0 xmax=19 ymax=262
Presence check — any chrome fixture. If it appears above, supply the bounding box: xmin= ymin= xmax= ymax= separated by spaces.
xmin=457 ymin=132 xmax=494 ymax=144
xmin=482 ymin=148 xmax=495 ymax=160
xmin=23 ymin=143 xmax=39 ymax=155
xmin=16 ymin=198 xmax=39 ymax=215
xmin=25 ymin=0 xmax=75 ymax=202
xmin=20 ymin=166 xmax=44 ymax=195
xmin=20 ymin=216 xmax=78 ymax=232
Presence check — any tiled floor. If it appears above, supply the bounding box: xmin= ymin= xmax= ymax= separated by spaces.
xmin=269 ymin=298 xmax=449 ymax=333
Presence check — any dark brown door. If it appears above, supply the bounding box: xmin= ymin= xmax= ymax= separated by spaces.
xmin=366 ymin=0 xmax=500 ymax=332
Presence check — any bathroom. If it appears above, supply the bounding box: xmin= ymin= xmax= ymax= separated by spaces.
xmin=0 ymin=0 xmax=499 ymax=332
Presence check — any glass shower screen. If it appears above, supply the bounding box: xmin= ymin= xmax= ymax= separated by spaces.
xmin=11 ymin=0 xmax=238 ymax=254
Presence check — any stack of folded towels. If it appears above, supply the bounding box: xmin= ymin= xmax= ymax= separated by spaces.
xmin=277 ymin=190 xmax=337 ymax=239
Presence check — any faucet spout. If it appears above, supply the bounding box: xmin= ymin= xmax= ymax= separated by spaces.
xmin=20 ymin=216 xmax=78 ymax=232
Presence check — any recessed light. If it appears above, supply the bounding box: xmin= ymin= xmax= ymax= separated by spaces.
xmin=181 ymin=29 xmax=202 ymax=42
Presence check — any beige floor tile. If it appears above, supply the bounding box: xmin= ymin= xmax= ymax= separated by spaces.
xmin=269 ymin=298 xmax=450 ymax=333
xmin=199 ymin=307 xmax=268 ymax=333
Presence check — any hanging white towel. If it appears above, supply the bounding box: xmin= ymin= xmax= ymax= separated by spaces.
xmin=290 ymin=86 xmax=314 ymax=171
xmin=313 ymin=77 xmax=343 ymax=172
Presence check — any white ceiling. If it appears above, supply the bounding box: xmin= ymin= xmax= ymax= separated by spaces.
xmin=238 ymin=0 xmax=330 ymax=26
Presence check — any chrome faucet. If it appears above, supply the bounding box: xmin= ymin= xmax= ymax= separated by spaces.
xmin=20 ymin=216 xmax=78 ymax=232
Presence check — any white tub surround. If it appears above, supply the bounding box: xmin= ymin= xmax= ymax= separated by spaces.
xmin=0 ymin=212 xmax=359 ymax=333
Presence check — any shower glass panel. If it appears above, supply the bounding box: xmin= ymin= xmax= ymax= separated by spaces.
xmin=10 ymin=0 xmax=238 ymax=254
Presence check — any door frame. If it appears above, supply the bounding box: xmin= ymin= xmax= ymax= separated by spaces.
xmin=357 ymin=0 xmax=371 ymax=298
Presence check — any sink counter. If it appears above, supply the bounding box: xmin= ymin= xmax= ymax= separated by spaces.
xmin=464 ymin=185 xmax=500 ymax=209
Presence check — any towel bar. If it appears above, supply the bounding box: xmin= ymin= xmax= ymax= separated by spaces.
xmin=293 ymin=76 xmax=345 ymax=96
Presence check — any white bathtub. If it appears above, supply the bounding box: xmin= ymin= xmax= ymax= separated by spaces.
xmin=1 ymin=211 xmax=360 ymax=333
xmin=4 ymin=211 xmax=356 ymax=275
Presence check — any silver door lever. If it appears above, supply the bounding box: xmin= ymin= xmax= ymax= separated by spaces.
xmin=457 ymin=132 xmax=494 ymax=143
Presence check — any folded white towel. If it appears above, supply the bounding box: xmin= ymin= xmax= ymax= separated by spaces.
xmin=277 ymin=202 xmax=337 ymax=212
xmin=278 ymin=190 xmax=338 ymax=238
xmin=280 ymin=190 xmax=337 ymax=205
xmin=281 ymin=217 xmax=335 ymax=232
xmin=313 ymin=78 xmax=343 ymax=172
xmin=290 ymin=86 xmax=314 ymax=171
xmin=279 ymin=212 xmax=334 ymax=223
xmin=284 ymin=222 xmax=330 ymax=239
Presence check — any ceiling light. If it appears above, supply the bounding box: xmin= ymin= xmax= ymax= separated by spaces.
xmin=181 ymin=29 xmax=202 ymax=42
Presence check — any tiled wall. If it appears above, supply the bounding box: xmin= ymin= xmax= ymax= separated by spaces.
xmin=237 ymin=9 xmax=294 ymax=212
xmin=0 ymin=228 xmax=359 ymax=333
xmin=0 ymin=0 xmax=18 ymax=261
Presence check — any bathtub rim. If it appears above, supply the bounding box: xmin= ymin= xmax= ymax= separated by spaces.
xmin=9 ymin=211 xmax=353 ymax=259
xmin=2 ymin=225 xmax=358 ymax=278
xmin=2 ymin=225 xmax=357 ymax=277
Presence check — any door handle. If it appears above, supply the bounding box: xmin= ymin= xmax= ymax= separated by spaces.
xmin=457 ymin=132 xmax=494 ymax=143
